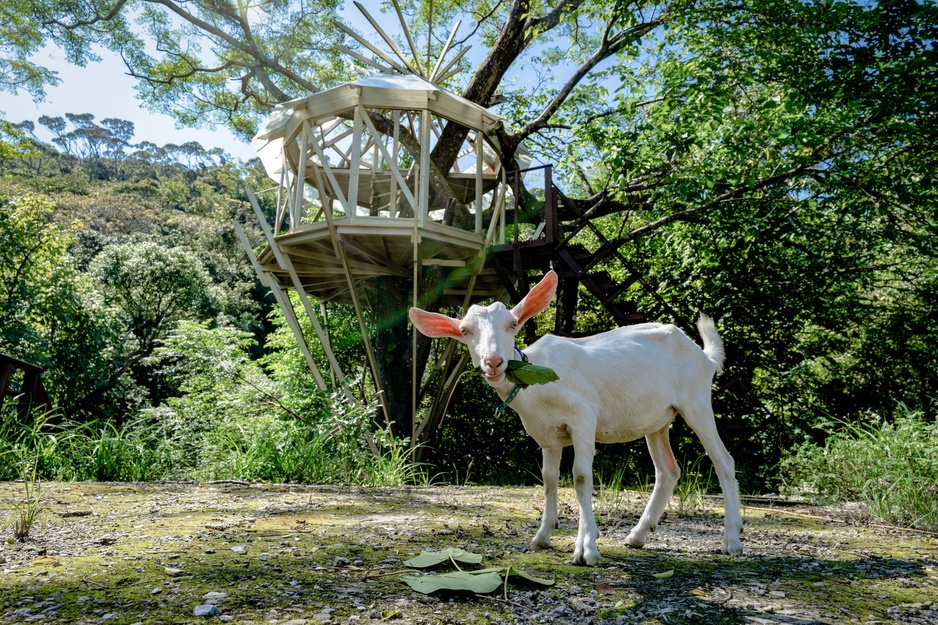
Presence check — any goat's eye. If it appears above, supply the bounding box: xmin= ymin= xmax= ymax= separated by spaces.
xmin=460 ymin=327 xmax=470 ymax=336
xmin=510 ymin=320 xmax=518 ymax=329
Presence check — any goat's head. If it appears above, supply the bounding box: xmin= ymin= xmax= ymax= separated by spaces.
xmin=409 ymin=271 xmax=558 ymax=384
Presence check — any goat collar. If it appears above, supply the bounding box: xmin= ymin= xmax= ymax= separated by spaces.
xmin=493 ymin=347 xmax=526 ymax=417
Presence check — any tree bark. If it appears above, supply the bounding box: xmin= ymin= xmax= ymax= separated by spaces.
xmin=370 ymin=274 xmax=436 ymax=441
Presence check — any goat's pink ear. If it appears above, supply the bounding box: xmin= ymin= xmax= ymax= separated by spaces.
xmin=409 ymin=308 xmax=463 ymax=339
xmin=511 ymin=270 xmax=558 ymax=326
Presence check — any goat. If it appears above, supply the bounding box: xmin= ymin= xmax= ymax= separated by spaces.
xmin=409 ymin=270 xmax=743 ymax=565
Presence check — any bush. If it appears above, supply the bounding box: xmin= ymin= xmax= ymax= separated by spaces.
xmin=782 ymin=407 xmax=938 ymax=531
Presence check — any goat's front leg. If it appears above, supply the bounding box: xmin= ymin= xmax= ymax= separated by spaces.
xmin=571 ymin=434 xmax=600 ymax=565
xmin=532 ymin=446 xmax=562 ymax=550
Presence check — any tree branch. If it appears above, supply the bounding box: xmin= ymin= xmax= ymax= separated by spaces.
xmin=42 ymin=0 xmax=130 ymax=30
xmin=621 ymin=164 xmax=810 ymax=242
xmin=148 ymin=0 xmax=319 ymax=97
xmin=512 ymin=14 xmax=664 ymax=146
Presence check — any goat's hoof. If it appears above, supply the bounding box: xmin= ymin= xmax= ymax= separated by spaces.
xmin=570 ymin=549 xmax=600 ymax=566
xmin=530 ymin=537 xmax=550 ymax=551
xmin=723 ymin=538 xmax=744 ymax=556
xmin=625 ymin=533 xmax=645 ymax=549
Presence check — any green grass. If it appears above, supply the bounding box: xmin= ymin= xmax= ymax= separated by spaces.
xmin=0 ymin=400 xmax=425 ymax=487
xmin=782 ymin=406 xmax=938 ymax=531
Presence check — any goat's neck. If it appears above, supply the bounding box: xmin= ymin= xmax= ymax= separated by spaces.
xmin=486 ymin=375 xmax=517 ymax=400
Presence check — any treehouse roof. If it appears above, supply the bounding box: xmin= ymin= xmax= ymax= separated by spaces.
xmin=252 ymin=73 xmax=505 ymax=181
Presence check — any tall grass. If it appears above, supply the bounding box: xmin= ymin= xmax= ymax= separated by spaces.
xmin=0 ymin=398 xmax=425 ymax=487
xmin=782 ymin=406 xmax=938 ymax=531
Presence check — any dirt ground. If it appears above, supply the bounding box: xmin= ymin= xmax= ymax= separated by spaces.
xmin=1 ymin=481 xmax=936 ymax=624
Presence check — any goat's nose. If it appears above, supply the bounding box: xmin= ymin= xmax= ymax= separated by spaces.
xmin=483 ymin=355 xmax=504 ymax=371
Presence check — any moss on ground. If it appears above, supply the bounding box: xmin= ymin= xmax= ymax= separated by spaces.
xmin=1 ymin=482 xmax=936 ymax=624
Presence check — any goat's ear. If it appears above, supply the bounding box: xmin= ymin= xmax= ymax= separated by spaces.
xmin=409 ymin=308 xmax=463 ymax=340
xmin=511 ymin=270 xmax=558 ymax=326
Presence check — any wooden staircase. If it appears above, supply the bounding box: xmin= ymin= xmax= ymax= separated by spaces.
xmin=491 ymin=165 xmax=677 ymax=335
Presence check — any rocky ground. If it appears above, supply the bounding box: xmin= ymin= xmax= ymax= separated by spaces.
xmin=0 ymin=481 xmax=936 ymax=624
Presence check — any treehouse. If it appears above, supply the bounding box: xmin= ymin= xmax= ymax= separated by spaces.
xmin=249 ymin=72 xmax=512 ymax=307
xmin=236 ymin=2 xmax=655 ymax=439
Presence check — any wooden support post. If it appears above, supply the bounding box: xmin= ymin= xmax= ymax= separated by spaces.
xmin=348 ymin=105 xmax=365 ymax=221
xmin=418 ymin=110 xmax=432 ymax=225
xmin=233 ymin=221 xmax=330 ymax=391
xmin=246 ymin=187 xmax=353 ymax=400
xmin=293 ymin=124 xmax=310 ymax=228
xmin=475 ymin=133 xmax=484 ymax=234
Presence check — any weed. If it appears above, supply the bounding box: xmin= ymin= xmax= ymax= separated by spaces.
xmin=595 ymin=464 xmax=630 ymax=521
xmin=782 ymin=405 xmax=938 ymax=531
xmin=673 ymin=456 xmax=714 ymax=516
xmin=6 ymin=458 xmax=42 ymax=542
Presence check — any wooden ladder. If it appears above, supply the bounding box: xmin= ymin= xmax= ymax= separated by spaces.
xmin=491 ymin=167 xmax=678 ymax=335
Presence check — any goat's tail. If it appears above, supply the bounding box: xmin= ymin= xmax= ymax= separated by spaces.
xmin=697 ymin=314 xmax=725 ymax=376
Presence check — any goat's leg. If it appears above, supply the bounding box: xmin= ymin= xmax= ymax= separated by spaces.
xmin=532 ymin=446 xmax=562 ymax=550
xmin=570 ymin=433 xmax=600 ymax=565
xmin=626 ymin=426 xmax=681 ymax=549
xmin=682 ymin=405 xmax=744 ymax=555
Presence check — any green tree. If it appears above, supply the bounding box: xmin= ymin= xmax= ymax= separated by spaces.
xmin=7 ymin=0 xmax=935 ymax=485
xmin=0 ymin=194 xmax=136 ymax=421
xmin=89 ymin=240 xmax=222 ymax=401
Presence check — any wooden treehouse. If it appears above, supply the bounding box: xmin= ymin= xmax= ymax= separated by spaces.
xmin=236 ymin=2 xmax=661 ymax=438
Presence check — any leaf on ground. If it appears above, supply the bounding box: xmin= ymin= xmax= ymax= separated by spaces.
xmin=400 ymin=566 xmax=554 ymax=594
xmin=504 ymin=566 xmax=555 ymax=586
xmin=403 ymin=548 xmax=483 ymax=568
xmin=652 ymin=569 xmax=674 ymax=579
xmin=400 ymin=570 xmax=504 ymax=594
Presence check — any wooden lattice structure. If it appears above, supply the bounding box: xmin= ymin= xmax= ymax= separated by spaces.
xmin=236 ymin=65 xmax=516 ymax=434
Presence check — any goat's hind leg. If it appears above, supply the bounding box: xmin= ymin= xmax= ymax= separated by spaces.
xmin=683 ymin=403 xmax=743 ymax=555
xmin=531 ymin=446 xmax=562 ymax=550
xmin=626 ymin=426 xmax=681 ymax=549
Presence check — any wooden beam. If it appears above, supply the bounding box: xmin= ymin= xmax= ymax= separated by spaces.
xmin=233 ymin=221 xmax=329 ymax=391
xmin=246 ymin=187 xmax=352 ymax=398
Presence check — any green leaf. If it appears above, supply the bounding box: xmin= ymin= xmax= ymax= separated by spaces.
xmin=652 ymin=569 xmax=674 ymax=579
xmin=403 ymin=548 xmax=483 ymax=568
xmin=400 ymin=570 xmax=504 ymax=594
xmin=504 ymin=566 xmax=555 ymax=587
xmin=399 ymin=566 xmax=554 ymax=594
xmin=504 ymin=360 xmax=560 ymax=388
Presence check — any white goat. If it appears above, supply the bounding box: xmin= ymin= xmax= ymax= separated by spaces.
xmin=409 ymin=270 xmax=743 ymax=565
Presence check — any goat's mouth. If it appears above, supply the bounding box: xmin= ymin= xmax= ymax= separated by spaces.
xmin=482 ymin=369 xmax=505 ymax=383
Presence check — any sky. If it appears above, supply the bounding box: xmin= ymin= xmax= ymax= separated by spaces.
xmin=0 ymin=45 xmax=258 ymax=161
xmin=0 ymin=5 xmax=440 ymax=164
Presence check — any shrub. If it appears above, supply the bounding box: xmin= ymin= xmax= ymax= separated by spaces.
xmin=782 ymin=407 xmax=938 ymax=531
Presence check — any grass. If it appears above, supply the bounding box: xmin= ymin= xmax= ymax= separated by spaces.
xmin=7 ymin=464 xmax=42 ymax=542
xmin=782 ymin=406 xmax=938 ymax=531
xmin=673 ymin=455 xmax=715 ymax=517
xmin=0 ymin=401 xmax=427 ymax=488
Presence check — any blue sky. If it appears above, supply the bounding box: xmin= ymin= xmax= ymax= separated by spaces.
xmin=0 ymin=43 xmax=258 ymax=161
xmin=0 ymin=5 xmax=469 ymax=164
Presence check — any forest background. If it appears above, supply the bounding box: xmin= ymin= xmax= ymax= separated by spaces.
xmin=0 ymin=0 xmax=936 ymax=531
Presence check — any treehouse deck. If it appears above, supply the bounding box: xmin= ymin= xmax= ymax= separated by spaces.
xmin=254 ymin=218 xmax=503 ymax=306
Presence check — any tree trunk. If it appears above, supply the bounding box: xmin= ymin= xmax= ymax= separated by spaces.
xmin=370 ymin=274 xmax=437 ymax=441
